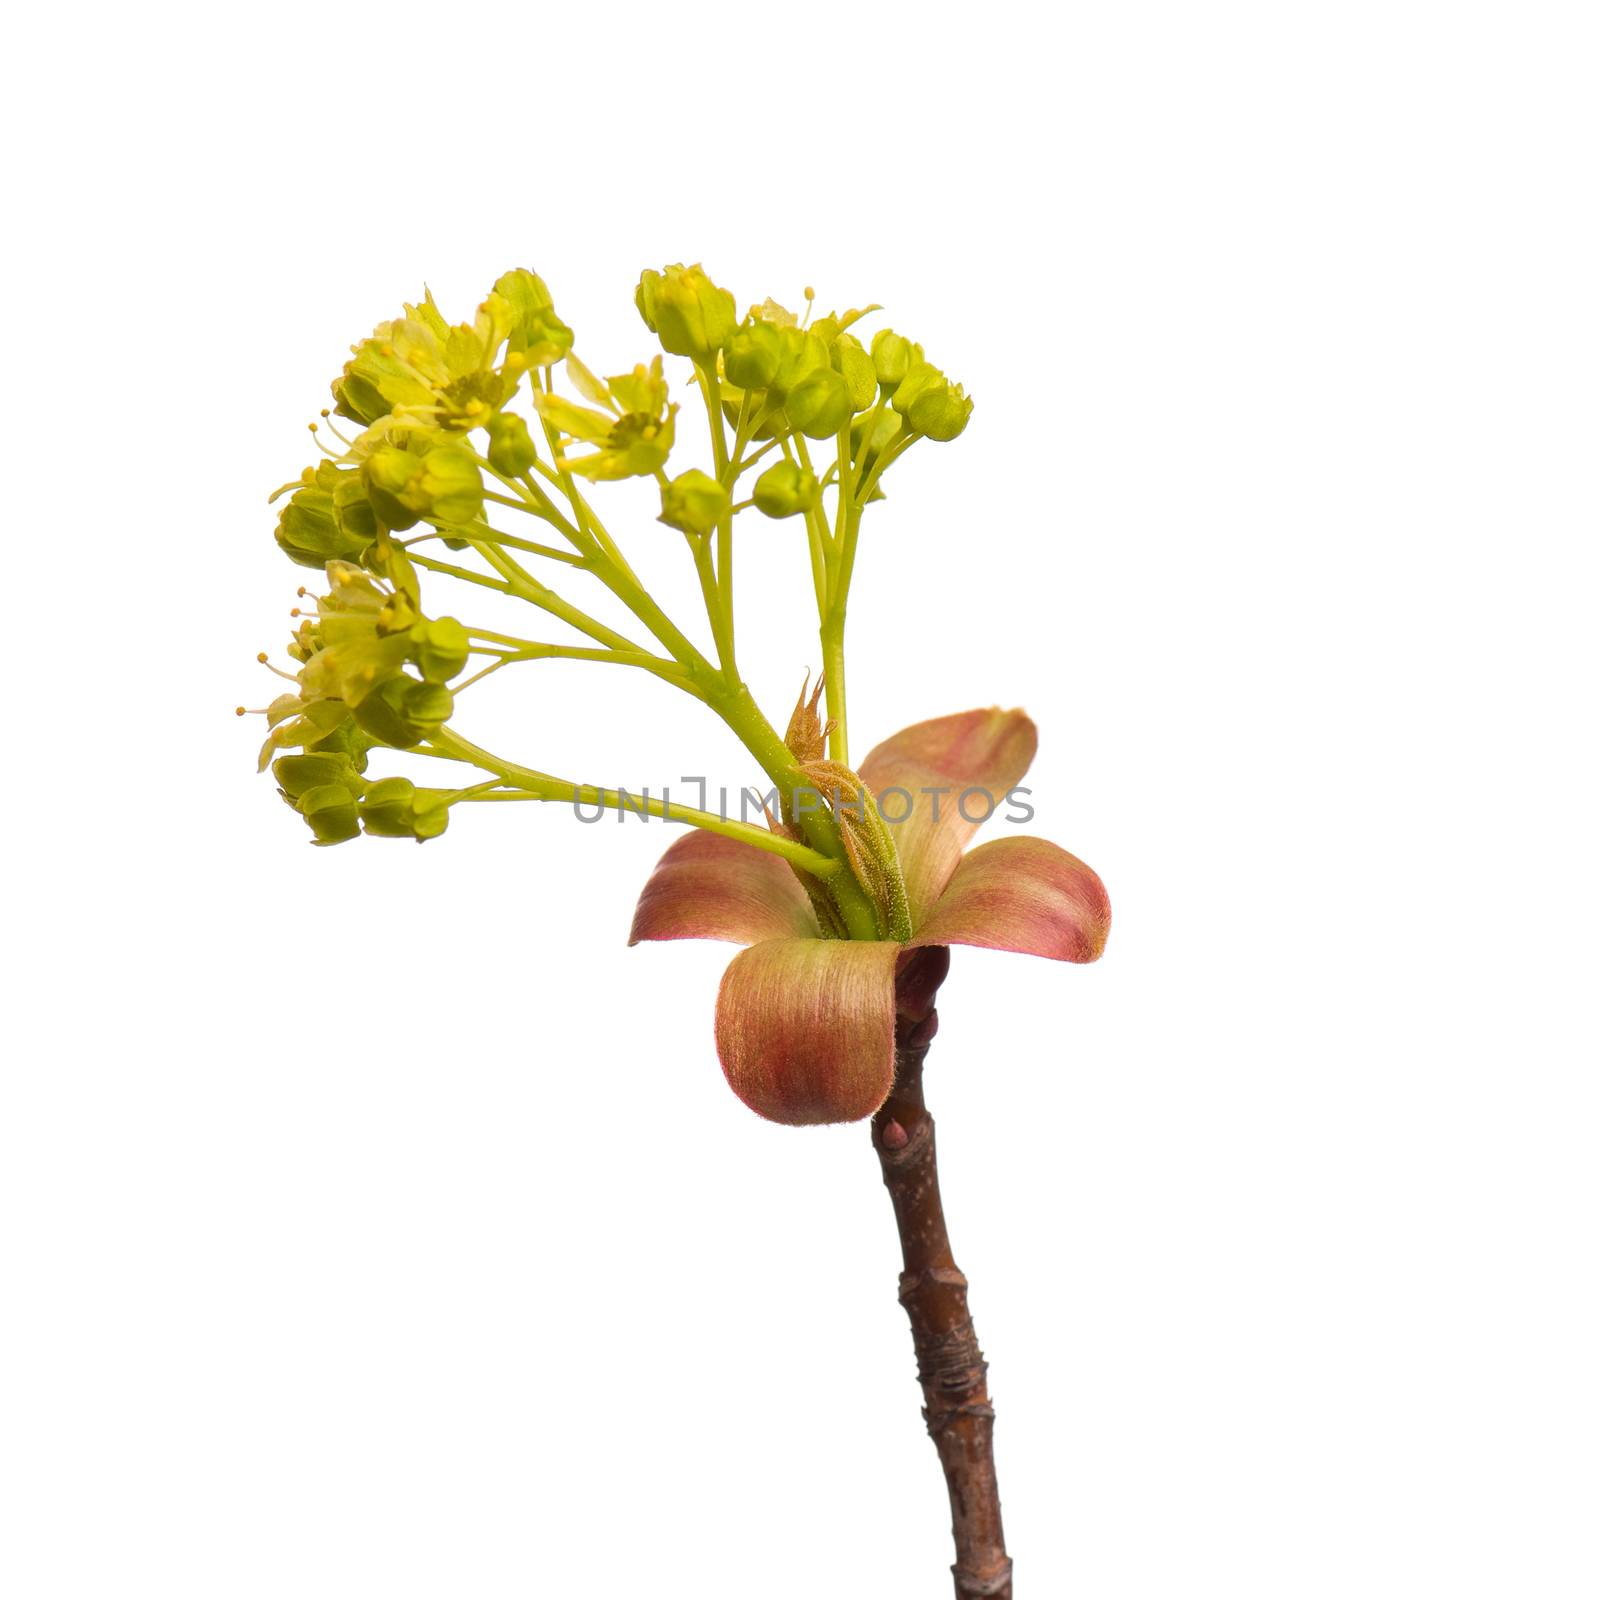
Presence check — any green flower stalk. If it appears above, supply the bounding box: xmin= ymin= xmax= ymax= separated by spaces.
xmin=245 ymin=262 xmax=1108 ymax=1597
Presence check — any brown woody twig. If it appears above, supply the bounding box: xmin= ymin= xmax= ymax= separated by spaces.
xmin=874 ymin=947 xmax=1013 ymax=1598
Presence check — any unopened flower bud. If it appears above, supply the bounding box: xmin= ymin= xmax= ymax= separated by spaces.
xmin=658 ymin=469 xmax=731 ymax=536
xmin=363 ymin=443 xmax=484 ymax=531
xmin=871 ymin=329 xmax=917 ymax=393
xmin=352 ymin=676 xmax=454 ymax=748
xmin=416 ymin=445 xmax=484 ymax=524
xmin=889 ymin=359 xmax=947 ymax=419
xmin=636 ymin=263 xmax=737 ymax=365
xmin=485 ymin=411 xmax=538 ymax=477
xmin=362 ymin=448 xmax=424 ymax=531
xmin=723 ymin=319 xmax=784 ymax=389
xmin=332 ymin=473 xmax=378 ymax=537
xmin=358 ymin=776 xmax=417 ymax=836
xmin=273 ymin=751 xmax=361 ymax=800
xmin=888 ymin=355 xmax=972 ymax=440
xmin=908 ymin=381 xmax=973 ymax=442
xmin=356 ymin=776 xmax=448 ymax=841
xmin=785 ymin=367 xmax=852 ymax=439
xmin=771 ymin=328 xmax=829 ymax=396
xmin=831 ymin=336 xmax=878 ymax=413
xmin=752 ymin=460 xmax=817 ymax=519
xmin=494 ymin=268 xmax=574 ymax=368
xmin=412 ymin=794 xmax=449 ymax=839
xmin=274 ymin=464 xmax=376 ymax=569
xmin=409 ymin=617 xmax=471 ymax=683
xmin=305 ymin=716 xmax=375 ymax=772
xmin=296 ymin=783 xmax=361 ymax=845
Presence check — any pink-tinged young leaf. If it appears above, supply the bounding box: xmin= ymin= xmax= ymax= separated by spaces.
xmin=911 ymin=836 xmax=1111 ymax=963
xmin=629 ymin=830 xmax=819 ymax=947
xmin=859 ymin=708 xmax=1039 ymax=926
xmin=715 ymin=938 xmax=902 ymax=1124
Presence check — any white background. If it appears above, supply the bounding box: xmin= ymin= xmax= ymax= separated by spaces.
xmin=4 ymin=4 xmax=1596 ymax=1596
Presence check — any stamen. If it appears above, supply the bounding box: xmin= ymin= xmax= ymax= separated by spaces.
xmin=319 ymin=411 xmax=354 ymax=447
xmin=257 ymin=653 xmax=299 ymax=683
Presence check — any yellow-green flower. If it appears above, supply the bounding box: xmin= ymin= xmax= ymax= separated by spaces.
xmin=296 ymin=564 xmax=414 ymax=709
xmin=785 ymin=366 xmax=852 ymax=438
xmin=331 ymin=273 xmax=568 ymax=433
xmin=361 ymin=440 xmax=484 ymax=531
xmin=534 ymin=357 xmax=677 ymax=481
xmin=493 ymin=268 xmax=573 ymax=370
xmin=409 ymin=617 xmax=470 ymax=683
xmin=723 ymin=319 xmax=785 ymax=389
xmin=890 ymin=359 xmax=973 ymax=442
xmin=870 ymin=328 xmax=918 ymax=393
xmin=295 ymin=783 xmax=362 ymax=845
xmin=658 ymin=469 xmax=729 ymax=536
xmin=358 ymin=776 xmax=451 ymax=841
xmin=270 ymin=461 xmax=378 ymax=569
xmin=333 ymin=292 xmax=496 ymax=429
xmin=351 ymin=676 xmax=453 ymax=748
xmin=485 ymin=411 xmax=538 ymax=477
xmin=830 ymin=334 xmax=878 ymax=413
xmin=752 ymin=460 xmax=816 ymax=518
xmin=636 ymin=263 xmax=736 ymax=365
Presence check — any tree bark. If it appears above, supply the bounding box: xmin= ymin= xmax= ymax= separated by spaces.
xmin=873 ymin=947 xmax=1013 ymax=1598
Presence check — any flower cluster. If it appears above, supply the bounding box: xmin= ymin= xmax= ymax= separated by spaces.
xmin=332 ymin=274 xmax=570 ymax=432
xmin=719 ymin=296 xmax=972 ymax=460
xmin=252 ymin=259 xmax=977 ymax=861
xmin=254 ymin=272 xmax=588 ymax=843
xmin=247 ymin=561 xmax=473 ymax=843
xmin=633 ymin=264 xmax=970 ymax=453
